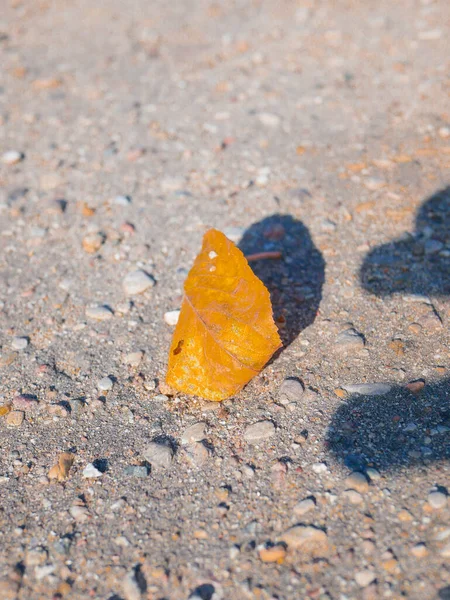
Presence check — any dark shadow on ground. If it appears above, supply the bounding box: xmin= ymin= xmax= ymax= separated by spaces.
xmin=238 ymin=214 xmax=325 ymax=351
xmin=327 ymin=378 xmax=450 ymax=471
xmin=360 ymin=186 xmax=450 ymax=297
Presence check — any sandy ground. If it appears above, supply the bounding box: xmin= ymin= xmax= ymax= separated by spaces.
xmin=0 ymin=1 xmax=449 ymax=599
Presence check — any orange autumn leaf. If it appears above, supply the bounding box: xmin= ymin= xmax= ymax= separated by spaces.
xmin=166 ymin=229 xmax=282 ymax=401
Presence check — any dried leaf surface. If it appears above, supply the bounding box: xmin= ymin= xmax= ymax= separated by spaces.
xmin=166 ymin=229 xmax=282 ymax=400
xmin=48 ymin=452 xmax=75 ymax=481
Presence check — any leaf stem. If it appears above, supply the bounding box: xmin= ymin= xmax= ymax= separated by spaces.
xmin=245 ymin=251 xmax=282 ymax=262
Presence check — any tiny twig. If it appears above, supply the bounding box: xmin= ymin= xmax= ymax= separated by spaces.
xmin=245 ymin=251 xmax=282 ymax=262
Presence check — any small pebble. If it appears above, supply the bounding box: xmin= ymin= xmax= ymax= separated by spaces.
xmin=244 ymin=420 xmax=275 ymax=444
xmin=366 ymin=467 xmax=381 ymax=481
xmin=258 ymin=544 xmax=287 ymax=563
xmin=362 ymin=540 xmax=376 ymax=555
xmin=82 ymin=231 xmax=105 ymax=254
xmin=85 ymin=305 xmax=113 ymax=321
xmin=152 ymin=394 xmax=168 ymax=402
xmin=278 ymin=377 xmax=304 ymax=403
xmin=406 ymin=379 xmax=425 ymax=394
xmin=293 ymin=497 xmax=316 ymax=516
xmin=428 ymin=490 xmax=447 ymax=510
xmin=114 ymin=195 xmax=132 ymax=206
xmin=122 ymin=568 xmax=144 ymax=600
xmin=82 ymin=463 xmax=103 ymax=478
xmin=181 ymin=422 xmax=207 ymax=444
xmin=335 ymin=328 xmax=365 ymax=353
xmin=312 ymin=462 xmax=328 ymax=474
xmin=143 ymin=442 xmax=174 ymax=469
xmin=5 ymin=411 xmax=24 ymax=427
xmin=69 ymin=504 xmax=89 ymax=522
xmin=342 ymin=383 xmax=392 ymax=396
xmin=164 ymin=310 xmax=180 ymax=326
xmin=258 ymin=112 xmax=280 ymax=127
xmin=280 ymin=525 xmax=329 ymax=555
xmin=440 ymin=542 xmax=450 ymax=558
xmin=398 ymin=509 xmax=414 ymax=522
xmin=241 ymin=464 xmax=255 ymax=479
xmin=343 ymin=490 xmax=363 ymax=504
xmin=11 ymin=336 xmax=28 ymax=351
xmin=411 ymin=543 xmax=428 ymax=558
xmin=345 ymin=471 xmax=369 ymax=493
xmin=2 ymin=150 xmax=24 ymax=165
xmin=123 ymin=351 xmax=144 ymax=367
xmin=355 ymin=569 xmax=376 ymax=587
xmin=364 ymin=177 xmax=385 ymax=190
xmin=184 ymin=441 xmax=211 ymax=467
xmin=161 ymin=176 xmax=184 ymax=192
xmin=116 ymin=301 xmax=132 ymax=315
xmin=123 ymin=270 xmax=155 ymax=295
xmin=98 ymin=376 xmax=113 ymax=391
xmin=438 ymin=126 xmax=450 ymax=139
xmin=123 ymin=466 xmax=148 ymax=478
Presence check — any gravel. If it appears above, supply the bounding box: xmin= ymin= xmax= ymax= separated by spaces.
xmin=0 ymin=1 xmax=449 ymax=598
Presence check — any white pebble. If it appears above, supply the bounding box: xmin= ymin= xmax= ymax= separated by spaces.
xmin=85 ymin=305 xmax=113 ymax=321
xmin=428 ymin=490 xmax=447 ymax=510
xmin=366 ymin=467 xmax=381 ymax=481
xmin=258 ymin=112 xmax=280 ymax=127
xmin=113 ymin=195 xmax=132 ymax=206
xmin=2 ymin=150 xmax=24 ymax=165
xmin=123 ymin=351 xmax=144 ymax=367
xmin=438 ymin=126 xmax=450 ymax=139
xmin=123 ymin=270 xmax=155 ymax=295
xmin=98 ymin=376 xmax=113 ymax=391
xmin=82 ymin=463 xmax=103 ymax=478
xmin=293 ymin=497 xmax=316 ymax=516
xmin=342 ymin=383 xmax=392 ymax=396
xmin=343 ymin=489 xmax=363 ymax=504
xmin=164 ymin=310 xmax=180 ymax=326
xmin=312 ymin=462 xmax=329 ymax=474
xmin=11 ymin=336 xmax=28 ymax=351
xmin=244 ymin=420 xmax=276 ymax=444
xmin=355 ymin=569 xmax=376 ymax=587
xmin=122 ymin=569 xmax=143 ymax=600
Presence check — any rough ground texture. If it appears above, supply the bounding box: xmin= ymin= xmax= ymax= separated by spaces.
xmin=0 ymin=1 xmax=449 ymax=599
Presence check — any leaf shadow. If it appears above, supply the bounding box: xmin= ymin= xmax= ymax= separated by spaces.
xmin=238 ymin=214 xmax=325 ymax=353
xmin=326 ymin=378 xmax=450 ymax=471
xmin=360 ymin=186 xmax=450 ymax=297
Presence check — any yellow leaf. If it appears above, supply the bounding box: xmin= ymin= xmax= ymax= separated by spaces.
xmin=166 ymin=229 xmax=282 ymax=401
xmin=48 ymin=452 xmax=75 ymax=481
